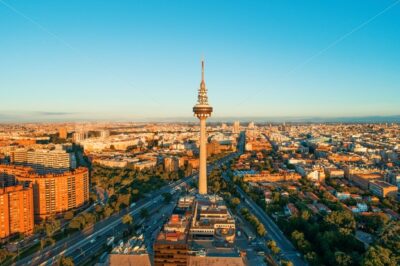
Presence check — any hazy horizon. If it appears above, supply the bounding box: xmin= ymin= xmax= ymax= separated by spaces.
xmin=1 ymin=111 xmax=400 ymax=124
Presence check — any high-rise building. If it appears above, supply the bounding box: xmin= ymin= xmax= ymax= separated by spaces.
xmin=100 ymin=130 xmax=110 ymax=139
xmin=12 ymin=147 xmax=76 ymax=174
xmin=59 ymin=127 xmax=68 ymax=139
xmin=0 ymin=165 xmax=89 ymax=220
xmin=0 ymin=183 xmax=34 ymax=239
xmin=164 ymin=157 xmax=179 ymax=172
xmin=233 ymin=121 xmax=240 ymax=133
xmin=193 ymin=60 xmax=213 ymax=195
xmin=73 ymin=131 xmax=85 ymax=143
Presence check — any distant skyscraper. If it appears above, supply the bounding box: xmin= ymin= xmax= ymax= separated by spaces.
xmin=193 ymin=60 xmax=213 ymax=195
xmin=73 ymin=131 xmax=85 ymax=143
xmin=59 ymin=127 xmax=68 ymax=139
xmin=233 ymin=121 xmax=240 ymax=133
xmin=248 ymin=121 xmax=255 ymax=129
xmin=100 ymin=130 xmax=110 ymax=139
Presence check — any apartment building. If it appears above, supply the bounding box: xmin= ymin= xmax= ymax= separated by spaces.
xmin=0 ymin=184 xmax=34 ymax=239
xmin=0 ymin=165 xmax=89 ymax=220
xmin=16 ymin=167 xmax=89 ymax=220
xmin=12 ymin=147 xmax=76 ymax=174
xmin=369 ymin=180 xmax=398 ymax=198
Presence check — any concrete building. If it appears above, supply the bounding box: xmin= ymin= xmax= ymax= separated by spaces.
xmin=369 ymin=180 xmax=398 ymax=198
xmin=154 ymin=213 xmax=189 ymax=266
xmin=154 ymin=195 xmax=241 ymax=266
xmin=190 ymin=196 xmax=236 ymax=243
xmin=233 ymin=121 xmax=240 ymax=134
xmin=193 ymin=60 xmax=213 ymax=195
xmin=73 ymin=131 xmax=85 ymax=143
xmin=12 ymin=147 xmax=76 ymax=174
xmin=110 ymin=234 xmax=149 ymax=265
xmin=59 ymin=128 xmax=68 ymax=139
xmin=100 ymin=130 xmax=110 ymax=139
xmin=164 ymin=157 xmax=179 ymax=172
xmin=0 ymin=183 xmax=34 ymax=239
xmin=243 ymin=171 xmax=301 ymax=183
xmin=1 ymin=165 xmax=89 ymax=220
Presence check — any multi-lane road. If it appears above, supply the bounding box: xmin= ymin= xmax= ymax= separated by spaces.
xmin=14 ymin=174 xmax=192 ymax=266
xmin=14 ymin=153 xmax=235 ymax=266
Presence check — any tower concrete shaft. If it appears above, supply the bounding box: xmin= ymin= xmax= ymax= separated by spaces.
xmin=193 ymin=59 xmax=213 ymax=195
xmin=198 ymin=117 xmax=207 ymax=194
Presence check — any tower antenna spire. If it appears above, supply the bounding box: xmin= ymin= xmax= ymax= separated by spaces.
xmin=201 ymin=57 xmax=205 ymax=81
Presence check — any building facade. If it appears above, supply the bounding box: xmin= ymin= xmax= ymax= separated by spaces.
xmin=0 ymin=184 xmax=34 ymax=239
xmin=12 ymin=147 xmax=76 ymax=174
xmin=59 ymin=128 xmax=68 ymax=139
xmin=0 ymin=165 xmax=89 ymax=220
xmin=17 ymin=167 xmax=89 ymax=220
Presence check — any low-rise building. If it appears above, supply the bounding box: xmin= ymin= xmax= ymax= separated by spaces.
xmin=369 ymin=180 xmax=398 ymax=198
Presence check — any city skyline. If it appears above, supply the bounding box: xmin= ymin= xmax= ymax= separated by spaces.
xmin=1 ymin=0 xmax=400 ymax=122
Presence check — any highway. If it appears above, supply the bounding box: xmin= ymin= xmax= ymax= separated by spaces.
xmin=14 ymin=174 xmax=193 ymax=266
xmin=71 ymin=194 xmax=178 ymax=265
xmin=14 ymin=152 xmax=235 ymax=266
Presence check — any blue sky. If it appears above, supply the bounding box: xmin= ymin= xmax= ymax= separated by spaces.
xmin=1 ymin=0 xmax=400 ymax=121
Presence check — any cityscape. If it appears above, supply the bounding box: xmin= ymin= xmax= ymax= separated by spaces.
xmin=1 ymin=1 xmax=400 ymax=266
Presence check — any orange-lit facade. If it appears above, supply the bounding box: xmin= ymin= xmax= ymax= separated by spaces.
xmin=0 ymin=165 xmax=89 ymax=220
xmin=243 ymin=171 xmax=301 ymax=182
xmin=0 ymin=184 xmax=34 ymax=239
xmin=17 ymin=167 xmax=89 ymax=220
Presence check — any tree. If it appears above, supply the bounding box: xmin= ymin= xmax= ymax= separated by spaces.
xmin=362 ymin=245 xmax=397 ymax=266
xmin=0 ymin=249 xmax=10 ymax=263
xmin=324 ymin=210 xmax=356 ymax=235
xmin=140 ymin=208 xmax=149 ymax=219
xmin=304 ymin=251 xmax=318 ymax=265
xmin=59 ymin=255 xmax=74 ymax=266
xmin=230 ymin=197 xmax=241 ymax=208
xmin=82 ymin=213 xmax=97 ymax=227
xmin=162 ymin=192 xmax=172 ymax=203
xmin=281 ymin=260 xmax=294 ymax=266
xmin=301 ymin=210 xmax=310 ymax=221
xmin=335 ymin=251 xmax=352 ymax=266
xmin=267 ymin=240 xmax=281 ymax=255
xmin=69 ymin=218 xmax=82 ymax=230
xmin=64 ymin=211 xmax=74 ymax=220
xmin=378 ymin=221 xmax=400 ymax=256
xmin=122 ymin=214 xmax=133 ymax=225
xmin=291 ymin=230 xmax=311 ymax=253
xmin=211 ymin=180 xmax=221 ymax=193
xmin=45 ymin=219 xmax=60 ymax=238
xmin=103 ymin=206 xmax=114 ymax=218
xmin=256 ymin=223 xmax=267 ymax=237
